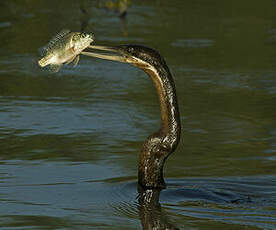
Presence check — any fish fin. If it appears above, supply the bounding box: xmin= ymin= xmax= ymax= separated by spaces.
xmin=73 ymin=55 xmax=80 ymax=67
xmin=38 ymin=46 xmax=47 ymax=56
xmin=38 ymin=57 xmax=48 ymax=67
xmin=48 ymin=64 xmax=62 ymax=73
xmin=38 ymin=29 xmax=71 ymax=56
xmin=65 ymin=55 xmax=76 ymax=65
xmin=48 ymin=29 xmax=71 ymax=47
xmin=41 ymin=29 xmax=71 ymax=54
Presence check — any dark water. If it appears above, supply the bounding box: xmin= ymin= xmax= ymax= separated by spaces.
xmin=0 ymin=0 xmax=276 ymax=229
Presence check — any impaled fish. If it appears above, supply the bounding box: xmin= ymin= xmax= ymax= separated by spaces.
xmin=38 ymin=29 xmax=94 ymax=72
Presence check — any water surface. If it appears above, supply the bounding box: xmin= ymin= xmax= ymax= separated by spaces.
xmin=0 ymin=0 xmax=276 ymax=229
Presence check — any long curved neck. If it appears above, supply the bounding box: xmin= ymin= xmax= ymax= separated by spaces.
xmin=138 ymin=62 xmax=181 ymax=188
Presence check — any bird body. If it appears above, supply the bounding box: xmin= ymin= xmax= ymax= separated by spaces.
xmin=82 ymin=44 xmax=181 ymax=188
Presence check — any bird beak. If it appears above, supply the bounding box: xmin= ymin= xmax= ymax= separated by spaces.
xmin=81 ymin=45 xmax=130 ymax=63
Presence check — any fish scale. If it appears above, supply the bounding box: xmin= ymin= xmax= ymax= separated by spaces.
xmin=38 ymin=30 xmax=94 ymax=72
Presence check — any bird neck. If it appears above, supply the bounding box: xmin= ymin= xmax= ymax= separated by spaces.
xmin=138 ymin=63 xmax=181 ymax=188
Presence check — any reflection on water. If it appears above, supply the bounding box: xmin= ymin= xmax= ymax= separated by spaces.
xmin=0 ymin=160 xmax=275 ymax=229
xmin=138 ymin=187 xmax=179 ymax=230
xmin=0 ymin=0 xmax=276 ymax=229
xmin=172 ymin=39 xmax=214 ymax=48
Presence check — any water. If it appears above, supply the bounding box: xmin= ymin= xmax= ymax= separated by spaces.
xmin=0 ymin=0 xmax=276 ymax=229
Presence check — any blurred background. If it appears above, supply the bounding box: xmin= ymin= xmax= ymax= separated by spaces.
xmin=0 ymin=0 xmax=276 ymax=229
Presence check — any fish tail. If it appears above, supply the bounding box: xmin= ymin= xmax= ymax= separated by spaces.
xmin=38 ymin=57 xmax=50 ymax=67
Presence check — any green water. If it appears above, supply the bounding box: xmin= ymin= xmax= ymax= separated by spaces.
xmin=0 ymin=0 xmax=275 ymax=229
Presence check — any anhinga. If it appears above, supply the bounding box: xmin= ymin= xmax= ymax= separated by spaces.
xmin=82 ymin=44 xmax=181 ymax=189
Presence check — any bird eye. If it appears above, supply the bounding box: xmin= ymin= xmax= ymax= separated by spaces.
xmin=81 ymin=33 xmax=87 ymax=38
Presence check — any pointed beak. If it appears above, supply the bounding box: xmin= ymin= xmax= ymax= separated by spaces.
xmin=81 ymin=45 xmax=130 ymax=63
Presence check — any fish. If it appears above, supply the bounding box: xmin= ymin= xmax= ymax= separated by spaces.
xmin=38 ymin=29 xmax=94 ymax=72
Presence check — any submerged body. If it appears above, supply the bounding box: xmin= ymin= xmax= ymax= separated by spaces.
xmin=38 ymin=30 xmax=94 ymax=72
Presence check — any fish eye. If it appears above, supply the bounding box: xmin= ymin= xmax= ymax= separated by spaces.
xmin=72 ymin=34 xmax=79 ymax=41
xmin=128 ymin=47 xmax=134 ymax=53
xmin=81 ymin=33 xmax=87 ymax=38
